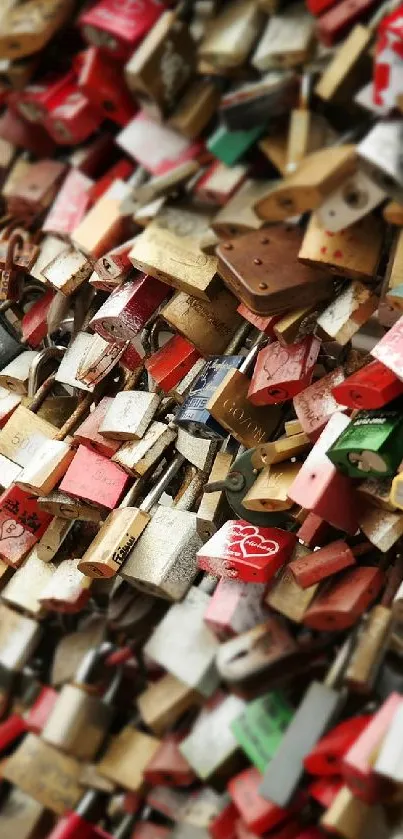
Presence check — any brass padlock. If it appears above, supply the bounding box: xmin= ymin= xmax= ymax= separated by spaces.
xmin=0 ymin=0 xmax=75 ymax=60
xmin=161 ymin=288 xmax=243 ymax=357
xmin=137 ymin=673 xmax=201 ymax=736
xmin=97 ymin=724 xmax=160 ymax=793
xmin=298 ymin=213 xmax=384 ymax=282
xmin=42 ymin=643 xmax=122 ymax=760
xmin=252 ymin=4 xmax=314 ymax=71
xmin=206 ymin=339 xmax=282 ymax=448
xmin=198 ymin=0 xmax=263 ymax=70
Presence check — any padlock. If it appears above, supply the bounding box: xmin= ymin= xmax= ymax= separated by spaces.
xmin=317 ymin=166 xmax=387 ymax=233
xmin=0 ymin=0 xmax=75 ymax=60
xmin=0 ymin=602 xmax=40 ymax=714
xmin=217 ymin=226 xmax=335 ymax=316
xmin=198 ymin=0 xmax=263 ymax=70
xmin=179 ymin=693 xmax=245 ymax=783
xmin=231 ymin=690 xmax=294 ymax=773
xmin=113 ymin=421 xmax=177 ymax=476
xmin=43 ymin=87 xmax=101 ymax=147
xmin=197 ymin=520 xmax=296 ymax=583
xmin=43 ymin=168 xmax=93 ymax=238
xmin=212 ymin=180 xmax=273 ymax=240
xmin=78 ymin=451 xmax=183 ymax=578
xmin=37 ymin=490 xmax=104 ymax=523
xmin=215 ymin=617 xmax=323 ymax=698
xmin=59 ymin=445 xmax=129 ymax=511
xmin=259 ymin=636 xmax=354 ymax=807
xmin=219 ymin=74 xmax=298 ymax=133
xmin=73 ymin=398 xmax=121 ymax=459
xmin=315 ymin=282 xmax=378 ymax=346
xmin=303 ymin=566 xmax=385 ymax=632
xmin=20 ymin=288 xmax=56 ymax=349
xmin=319 ymin=786 xmax=375 ymax=839
xmin=119 ymin=457 xmax=203 ymax=599
xmin=254 ymin=146 xmax=357 ymax=222
xmin=143 ymin=733 xmax=196 ymax=787
xmin=357 ymin=121 xmax=403 ymax=203
xmin=288 ymin=540 xmax=367 ymax=589
xmin=161 ymin=288 xmax=244 ymax=358
xmin=117 ymin=111 xmax=203 ymax=177
xmin=98 ymin=724 xmax=160 ymax=793
xmin=5 ymin=159 xmax=66 ymax=221
xmin=229 ymin=766 xmax=296 ymax=835
xmin=42 ymin=645 xmax=122 ymax=760
xmin=342 ymin=692 xmax=403 ymax=803
xmin=72 ymin=180 xmax=133 ymax=260
xmin=251 ymin=432 xmax=310 ymax=468
xmin=92 ymin=237 xmax=138 ymax=290
xmin=125 ymin=11 xmax=195 ymax=118
xmin=144 ymin=577 xmax=220 ymax=697
xmin=195 ymin=161 xmax=247 ymax=207
xmin=90 ymin=276 xmax=170 ymax=344
xmin=79 ymin=0 xmax=163 ymax=60
xmin=3 ymin=733 xmax=83 ymax=816
xmin=1 ymin=550 xmax=57 ymax=618
xmin=344 ymin=605 xmax=393 ymax=693
xmin=266 ymin=554 xmax=319 ymax=623
xmin=98 ymin=390 xmax=161 ymax=441
xmin=204 ymin=578 xmax=268 ymax=640
xmin=168 ymin=78 xmax=221 ymax=140
xmin=252 ymin=5 xmax=314 ymax=71
xmin=371 ymin=313 xmax=403 ymax=381
xmin=358 ymin=504 xmax=403 ymax=552
xmin=248 ymin=337 xmax=321 ymax=405
xmin=207 ymin=124 xmax=266 ymax=169
xmin=296 ymin=511 xmax=329 ymax=549
xmin=327 ymin=409 xmax=403 ymax=478
xmin=356 ymin=475 xmax=395 ymax=511
xmin=38 ymin=555 xmax=93 ymax=614
xmin=42 ymin=247 xmax=94 ymax=297
xmin=197 ymin=447 xmax=234 ymax=541
xmin=129 ymin=227 xmax=220 ymax=302
xmin=304 ymin=715 xmax=372 ymax=777
xmin=137 ymin=673 xmax=201 ymax=737
xmin=317 ymin=0 xmax=379 ymax=45
xmin=15 ymin=396 xmax=93 ymax=496
xmin=272 ymin=303 xmax=321 ymax=347
xmin=206 ymin=339 xmax=283 ymax=448
xmin=76 ymin=334 xmax=133 ymax=389
xmin=331 ymin=359 xmax=403 ymax=410
xmin=145 ymin=336 xmax=201 ymax=395
xmin=0 ymin=484 xmax=53 ymax=567
xmin=0 ymin=350 xmax=39 ymax=394
xmin=293 ymin=369 xmax=348 ymax=441
xmin=78 ymin=47 xmax=136 ymax=128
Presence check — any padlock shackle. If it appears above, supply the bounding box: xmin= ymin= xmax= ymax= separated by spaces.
xmin=324 ymin=632 xmax=357 ymax=689
xmin=139 ymin=452 xmax=186 ymax=513
xmin=239 ymin=334 xmax=268 ymax=375
xmin=27 ymin=346 xmax=65 ymax=398
xmin=224 ymin=321 xmax=250 ymax=356
xmin=54 ymin=393 xmax=93 ymax=440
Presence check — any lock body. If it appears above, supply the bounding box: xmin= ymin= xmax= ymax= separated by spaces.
xmin=303 ymin=567 xmax=384 ymax=632
xmin=327 ymin=410 xmax=403 ymax=478
xmin=161 ymin=289 xmax=243 ymax=357
xmin=113 ymin=421 xmax=176 ymax=476
xmin=197 ymin=520 xmax=296 ymax=583
xmin=231 ymin=691 xmax=293 ymax=773
xmin=175 ymin=357 xmax=243 ymax=439
xmin=248 ymin=337 xmax=320 ymax=405
xmin=204 ymin=579 xmax=268 ymax=640
xmin=146 ymin=336 xmax=201 ymax=393
xmin=89 ymin=275 xmax=170 ymax=343
xmin=59 ymin=445 xmax=129 ymax=510
xmin=100 ymin=391 xmax=161 ymax=441
xmin=207 ymin=370 xmax=282 ymax=448
xmin=293 ymin=368 xmax=347 ymax=441
xmin=42 ymin=683 xmax=114 ymax=760
xmin=289 ymin=540 xmax=356 ymax=588
xmin=332 ymin=359 xmax=403 ymax=410
xmin=78 ymin=506 xmax=151 ymax=578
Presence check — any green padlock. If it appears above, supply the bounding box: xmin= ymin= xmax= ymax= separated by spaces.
xmin=207 ymin=124 xmax=265 ymax=166
xmin=231 ymin=690 xmax=294 ymax=773
xmin=327 ymin=409 xmax=403 ymax=478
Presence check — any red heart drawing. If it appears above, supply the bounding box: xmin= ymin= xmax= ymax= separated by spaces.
xmin=239 ymin=533 xmax=279 ymax=559
xmin=0 ymin=519 xmax=25 ymax=541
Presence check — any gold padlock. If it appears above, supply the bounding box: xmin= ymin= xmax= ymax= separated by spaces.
xmin=198 ymin=0 xmax=263 ymax=70
xmin=97 ymin=725 xmax=160 ymax=793
xmin=161 ymin=287 xmax=243 ymax=357
xmin=137 ymin=672 xmax=201 ymax=736
xmin=242 ymin=461 xmax=301 ymax=512
xmin=298 ymin=213 xmax=384 ymax=282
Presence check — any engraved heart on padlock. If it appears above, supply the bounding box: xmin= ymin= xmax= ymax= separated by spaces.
xmin=233 ymin=524 xmax=279 ymax=559
xmin=0 ymin=519 xmax=25 ymax=541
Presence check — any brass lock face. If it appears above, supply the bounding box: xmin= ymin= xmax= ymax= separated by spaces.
xmin=98 ymin=726 xmax=160 ymax=792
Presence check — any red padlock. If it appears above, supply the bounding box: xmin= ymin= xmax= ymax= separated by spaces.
xmin=59 ymin=445 xmax=129 ymax=510
xmin=0 ymin=485 xmax=52 ymax=567
xmin=89 ymin=276 xmax=171 ymax=343
xmin=44 ymin=82 xmax=102 ymax=145
xmin=303 ymin=567 xmax=385 ymax=632
xmin=72 ymin=133 xmax=117 ymax=179
xmin=93 ymin=236 xmax=137 ymax=289
xmin=21 ymin=289 xmax=56 ymax=348
xmin=237 ymin=304 xmax=282 ymax=338
xmin=73 ymin=398 xmax=121 ymax=459
xmin=371 ymin=314 xmax=403 ymax=381
xmin=78 ymin=47 xmax=137 ymax=127
xmin=304 ymin=716 xmax=372 ymax=777
xmin=342 ymin=694 xmax=402 ymax=803
xmin=288 ymin=413 xmax=359 ymax=535
xmin=209 ymin=799 xmax=239 ymax=839
xmin=306 ymin=0 xmax=337 ymax=17
xmin=293 ymin=368 xmax=348 ymax=442
xmin=248 ymin=337 xmax=321 ymax=406
xmin=79 ymin=0 xmax=164 ymax=60
xmin=197 ymin=520 xmax=296 ymax=583
xmin=44 ymin=790 xmax=106 ymax=839
xmin=117 ymin=111 xmax=204 ymax=176
xmin=332 ymin=359 xmax=403 ymax=410
xmin=24 ymin=685 xmax=59 ymax=733
xmin=288 ymin=540 xmax=357 ymax=589
xmin=317 ymin=0 xmax=379 ymax=44
xmin=10 ymin=72 xmax=74 ymax=124
xmin=296 ymin=514 xmax=329 ymax=549
xmin=204 ymin=578 xmax=268 ymax=640
xmin=0 ymin=714 xmax=27 ymax=752
xmin=228 ymin=767 xmax=292 ymax=835
xmin=308 ymin=777 xmax=343 ymax=809
xmin=87 ymin=159 xmax=134 ymax=206
xmin=145 ymin=336 xmax=201 ymax=393
xmin=43 ymin=169 xmax=93 ymax=237
xmin=144 ymin=734 xmax=196 ymax=787
xmin=0 ymin=108 xmax=56 ymax=157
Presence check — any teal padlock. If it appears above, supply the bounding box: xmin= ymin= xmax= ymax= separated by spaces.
xmin=207 ymin=123 xmax=265 ymax=166
xmin=231 ymin=690 xmax=294 ymax=773
xmin=327 ymin=409 xmax=403 ymax=478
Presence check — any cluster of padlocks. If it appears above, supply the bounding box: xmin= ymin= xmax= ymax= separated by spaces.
xmin=3 ymin=1 xmax=403 ymax=838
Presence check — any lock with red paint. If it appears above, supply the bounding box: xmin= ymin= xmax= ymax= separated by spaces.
xmin=197 ymin=520 xmax=296 ymax=583
xmin=78 ymin=47 xmax=137 ymax=127
xmin=0 ymin=486 xmax=52 ymax=567
xmin=79 ymin=0 xmax=165 ymax=60
xmin=248 ymin=337 xmax=321 ymax=406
